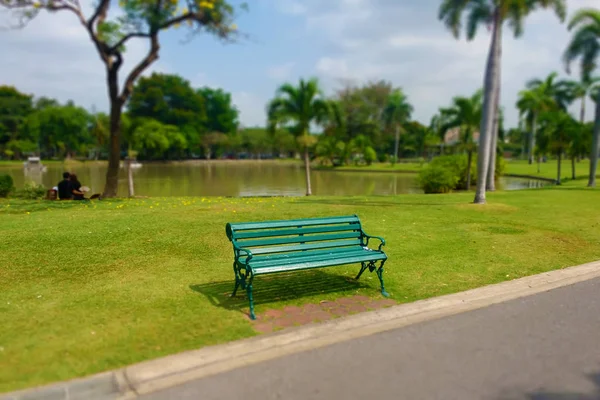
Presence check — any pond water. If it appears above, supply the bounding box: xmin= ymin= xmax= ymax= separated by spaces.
xmin=1 ymin=161 xmax=550 ymax=197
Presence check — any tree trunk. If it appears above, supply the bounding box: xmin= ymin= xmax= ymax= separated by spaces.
xmin=588 ymin=99 xmax=600 ymax=187
xmin=466 ymin=150 xmax=473 ymax=191
xmin=528 ymin=113 xmax=537 ymax=165
xmin=393 ymin=125 xmax=400 ymax=165
xmin=580 ymin=96 xmax=586 ymax=124
xmin=557 ymin=152 xmax=562 ymax=185
xmin=474 ymin=9 xmax=502 ymax=204
xmin=127 ymin=157 xmax=135 ymax=197
xmin=486 ymin=79 xmax=501 ymax=191
xmin=303 ymin=147 xmax=312 ymax=196
xmin=571 ymin=156 xmax=576 ymax=180
xmin=103 ymin=97 xmax=122 ymax=198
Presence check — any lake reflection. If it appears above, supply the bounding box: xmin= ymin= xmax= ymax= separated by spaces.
xmin=2 ymin=161 xmax=549 ymax=197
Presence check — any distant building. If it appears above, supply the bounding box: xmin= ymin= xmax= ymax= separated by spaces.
xmin=443 ymin=127 xmax=480 ymax=146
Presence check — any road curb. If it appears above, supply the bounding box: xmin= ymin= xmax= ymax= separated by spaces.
xmin=4 ymin=260 xmax=600 ymax=400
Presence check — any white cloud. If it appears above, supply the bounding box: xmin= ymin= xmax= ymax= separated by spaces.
xmin=298 ymin=0 xmax=598 ymax=126
xmin=0 ymin=6 xmax=170 ymax=111
xmin=231 ymin=91 xmax=266 ymax=127
xmin=266 ymin=62 xmax=295 ymax=80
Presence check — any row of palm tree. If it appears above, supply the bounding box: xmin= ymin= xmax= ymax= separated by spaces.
xmin=265 ymin=3 xmax=600 ymax=199
xmin=439 ymin=0 xmax=600 ymax=203
xmin=266 ymin=78 xmax=413 ymax=196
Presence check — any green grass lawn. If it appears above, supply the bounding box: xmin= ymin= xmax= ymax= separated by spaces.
xmin=2 ymin=188 xmax=600 ymax=392
xmin=315 ymin=161 xmax=423 ymax=173
xmin=504 ymin=158 xmax=591 ymax=182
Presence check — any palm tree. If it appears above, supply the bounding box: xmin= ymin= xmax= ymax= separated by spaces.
xmin=439 ymin=0 xmax=566 ymax=204
xmin=564 ymin=8 xmax=600 ymax=187
xmin=440 ymin=90 xmax=483 ymax=190
xmin=516 ymin=72 xmax=569 ymax=164
xmin=565 ymin=76 xmax=600 ymax=123
xmin=539 ymin=111 xmax=579 ymax=184
xmin=382 ymin=89 xmax=413 ymax=165
xmin=267 ymin=78 xmax=331 ymax=196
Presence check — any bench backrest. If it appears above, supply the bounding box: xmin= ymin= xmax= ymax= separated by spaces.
xmin=226 ymin=215 xmax=365 ymax=256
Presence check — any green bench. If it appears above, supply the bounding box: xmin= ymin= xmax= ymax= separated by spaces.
xmin=225 ymin=215 xmax=389 ymax=320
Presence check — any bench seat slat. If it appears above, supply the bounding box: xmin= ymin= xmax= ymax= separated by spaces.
xmin=249 ymin=248 xmax=380 ymax=269
xmin=252 ymin=252 xmax=387 ymax=275
xmin=233 ymin=224 xmax=361 ymax=239
xmin=239 ymin=231 xmax=360 ymax=248
xmin=228 ymin=216 xmax=360 ymax=231
xmin=247 ymin=239 xmax=361 ymax=255
xmin=239 ymin=245 xmax=365 ymax=265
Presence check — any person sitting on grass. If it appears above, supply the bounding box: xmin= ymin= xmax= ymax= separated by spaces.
xmin=69 ymin=174 xmax=88 ymax=200
xmin=57 ymin=172 xmax=72 ymax=200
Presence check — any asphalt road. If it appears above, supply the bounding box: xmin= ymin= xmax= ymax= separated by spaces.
xmin=142 ymin=277 xmax=600 ymax=400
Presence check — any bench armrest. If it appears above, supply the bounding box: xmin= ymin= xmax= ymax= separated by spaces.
xmin=362 ymin=232 xmax=386 ymax=251
xmin=233 ymin=243 xmax=253 ymax=265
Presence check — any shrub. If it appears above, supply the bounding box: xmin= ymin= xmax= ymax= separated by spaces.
xmin=418 ymin=153 xmax=506 ymax=194
xmin=363 ymin=146 xmax=377 ymax=166
xmin=13 ymin=182 xmax=47 ymax=200
xmin=0 ymin=174 xmax=14 ymax=197
xmin=418 ymin=164 xmax=459 ymax=194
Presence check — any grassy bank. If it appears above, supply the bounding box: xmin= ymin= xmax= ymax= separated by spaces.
xmin=2 ymin=187 xmax=600 ymax=392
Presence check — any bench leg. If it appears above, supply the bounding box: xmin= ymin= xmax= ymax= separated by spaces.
xmin=231 ymin=262 xmax=241 ymax=297
xmin=246 ymin=275 xmax=256 ymax=320
xmin=355 ymin=262 xmax=368 ymax=280
xmin=376 ymin=261 xmax=390 ymax=297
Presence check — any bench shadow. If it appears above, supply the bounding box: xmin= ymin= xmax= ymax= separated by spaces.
xmin=190 ymin=270 xmax=370 ymax=316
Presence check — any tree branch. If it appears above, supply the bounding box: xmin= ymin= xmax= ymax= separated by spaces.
xmin=87 ymin=0 xmax=109 ymax=31
xmin=109 ymin=32 xmax=151 ymax=53
xmin=119 ymin=34 xmax=159 ymax=103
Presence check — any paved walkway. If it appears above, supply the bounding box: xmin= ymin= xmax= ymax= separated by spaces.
xmin=142 ymin=277 xmax=600 ymax=400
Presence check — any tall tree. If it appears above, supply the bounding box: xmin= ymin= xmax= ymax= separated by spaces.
xmin=439 ymin=0 xmax=566 ymax=204
xmin=0 ymin=86 xmax=33 ymax=153
xmin=382 ymin=88 xmax=413 ymax=165
xmin=439 ymin=90 xmax=483 ymax=190
xmin=564 ymin=8 xmax=600 ymax=187
xmin=197 ymin=87 xmax=239 ymax=134
xmin=267 ymin=78 xmax=330 ymax=196
xmin=516 ymin=72 xmax=569 ymax=164
xmin=0 ymin=0 xmax=240 ymax=196
xmin=128 ymin=73 xmax=207 ymax=131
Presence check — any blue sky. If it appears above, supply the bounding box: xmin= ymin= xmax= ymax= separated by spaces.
xmin=0 ymin=0 xmax=598 ymax=129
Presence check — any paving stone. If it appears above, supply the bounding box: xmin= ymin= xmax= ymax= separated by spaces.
xmin=379 ymin=299 xmax=397 ymax=307
xmin=347 ymin=303 xmax=369 ymax=314
xmin=291 ymin=314 xmax=315 ymax=325
xmin=318 ymin=300 xmax=336 ymax=309
xmin=353 ymin=295 xmax=371 ymax=302
xmin=263 ymin=309 xmax=284 ymax=319
xmin=253 ymin=323 xmax=274 ymax=334
xmin=329 ymin=306 xmax=349 ymax=317
xmin=282 ymin=305 xmax=302 ymax=315
xmin=301 ymin=303 xmax=321 ymax=313
xmin=274 ymin=317 xmax=296 ymax=329
xmin=335 ymin=297 xmax=357 ymax=306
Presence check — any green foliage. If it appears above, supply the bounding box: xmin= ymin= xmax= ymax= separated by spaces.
xmin=128 ymin=73 xmax=206 ymax=136
xmin=363 ymin=146 xmax=377 ymax=165
xmin=0 ymin=174 xmax=14 ymax=197
xmin=418 ymin=154 xmax=476 ymax=193
xmin=418 ymin=164 xmax=459 ymax=194
xmin=12 ymin=181 xmax=46 ymax=200
xmin=0 ymin=86 xmax=33 ymax=152
xmin=131 ymin=119 xmax=186 ymax=160
xmin=268 ymin=78 xmax=331 ymax=144
xmin=197 ymin=87 xmax=239 ymax=134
